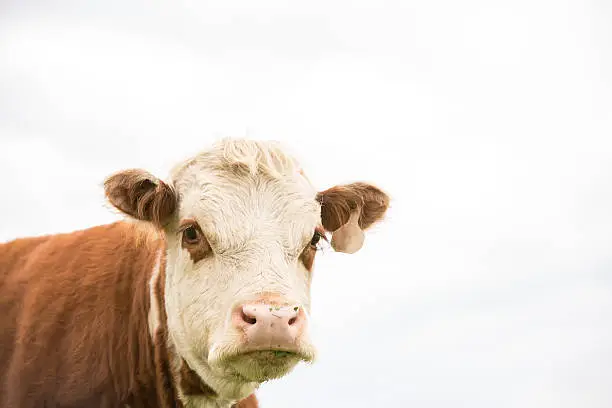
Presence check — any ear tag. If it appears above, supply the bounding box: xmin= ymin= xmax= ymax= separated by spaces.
xmin=331 ymin=208 xmax=365 ymax=254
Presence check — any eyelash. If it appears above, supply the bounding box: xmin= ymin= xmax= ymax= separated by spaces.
xmin=310 ymin=230 xmax=328 ymax=251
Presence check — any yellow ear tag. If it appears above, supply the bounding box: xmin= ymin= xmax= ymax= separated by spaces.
xmin=331 ymin=208 xmax=365 ymax=254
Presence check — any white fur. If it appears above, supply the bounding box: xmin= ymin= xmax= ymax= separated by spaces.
xmin=161 ymin=139 xmax=320 ymax=405
xmin=181 ymin=396 xmax=238 ymax=408
xmin=148 ymin=248 xmax=163 ymax=338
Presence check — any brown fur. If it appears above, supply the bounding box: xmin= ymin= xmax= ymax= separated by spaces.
xmin=233 ymin=394 xmax=259 ymax=408
xmin=300 ymin=246 xmax=316 ymax=271
xmin=105 ymin=169 xmax=177 ymax=227
xmin=178 ymin=360 xmax=217 ymax=397
xmin=317 ymin=182 xmax=390 ymax=232
xmin=0 ymin=222 xmax=257 ymax=408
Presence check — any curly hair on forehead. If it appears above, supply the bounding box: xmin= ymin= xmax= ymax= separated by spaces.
xmin=169 ymin=138 xmax=303 ymax=184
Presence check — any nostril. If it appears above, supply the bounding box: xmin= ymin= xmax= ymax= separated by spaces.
xmin=241 ymin=309 xmax=257 ymax=325
xmin=287 ymin=306 xmax=300 ymax=326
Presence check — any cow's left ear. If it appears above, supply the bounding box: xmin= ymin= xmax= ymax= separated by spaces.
xmin=104 ymin=169 xmax=177 ymax=227
xmin=316 ymin=182 xmax=389 ymax=254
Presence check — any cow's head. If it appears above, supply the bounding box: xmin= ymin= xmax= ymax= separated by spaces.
xmin=104 ymin=139 xmax=389 ymax=400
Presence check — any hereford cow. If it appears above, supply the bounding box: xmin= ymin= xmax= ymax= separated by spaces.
xmin=0 ymin=138 xmax=389 ymax=408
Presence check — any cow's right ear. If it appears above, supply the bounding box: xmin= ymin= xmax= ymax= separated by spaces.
xmin=104 ymin=169 xmax=176 ymax=227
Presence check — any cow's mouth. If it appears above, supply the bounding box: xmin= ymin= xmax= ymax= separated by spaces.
xmin=218 ymin=349 xmax=313 ymax=382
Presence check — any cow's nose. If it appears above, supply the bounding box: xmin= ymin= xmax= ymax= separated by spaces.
xmin=233 ymin=303 xmax=306 ymax=350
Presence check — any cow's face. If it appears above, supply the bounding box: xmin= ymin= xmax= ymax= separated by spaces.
xmin=164 ymin=150 xmax=322 ymax=395
xmin=104 ymin=139 xmax=389 ymax=401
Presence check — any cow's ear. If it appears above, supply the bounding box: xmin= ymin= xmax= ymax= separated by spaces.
xmin=317 ymin=182 xmax=389 ymax=254
xmin=104 ymin=169 xmax=176 ymax=227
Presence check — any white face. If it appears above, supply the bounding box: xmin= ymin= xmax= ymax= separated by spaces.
xmin=163 ymin=157 xmax=322 ymax=399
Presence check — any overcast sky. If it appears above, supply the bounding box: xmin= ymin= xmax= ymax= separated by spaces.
xmin=1 ymin=1 xmax=611 ymax=407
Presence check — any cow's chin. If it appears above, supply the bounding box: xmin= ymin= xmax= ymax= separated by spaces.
xmin=226 ymin=350 xmax=302 ymax=382
xmin=209 ymin=346 xmax=316 ymax=383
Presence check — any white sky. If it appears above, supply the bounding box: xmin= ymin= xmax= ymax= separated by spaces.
xmin=1 ymin=1 xmax=611 ymax=407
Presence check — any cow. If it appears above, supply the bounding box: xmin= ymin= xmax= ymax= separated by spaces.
xmin=0 ymin=138 xmax=389 ymax=408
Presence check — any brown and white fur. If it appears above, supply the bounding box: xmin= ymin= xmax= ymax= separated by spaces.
xmin=0 ymin=138 xmax=389 ymax=407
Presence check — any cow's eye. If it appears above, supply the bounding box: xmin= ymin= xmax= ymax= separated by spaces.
xmin=179 ymin=220 xmax=211 ymax=262
xmin=182 ymin=226 xmax=200 ymax=245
